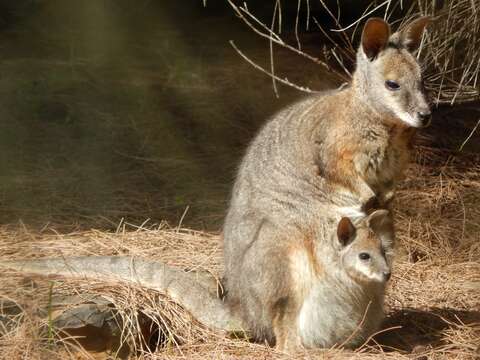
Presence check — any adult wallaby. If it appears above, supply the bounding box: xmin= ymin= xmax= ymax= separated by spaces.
xmin=223 ymin=16 xmax=430 ymax=350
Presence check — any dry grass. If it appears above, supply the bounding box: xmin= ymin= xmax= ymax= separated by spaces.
xmin=1 ymin=124 xmax=479 ymax=359
xmin=416 ymin=0 xmax=480 ymax=104
xmin=227 ymin=0 xmax=480 ymax=104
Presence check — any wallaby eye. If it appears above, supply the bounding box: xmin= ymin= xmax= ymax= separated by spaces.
xmin=385 ymin=80 xmax=400 ymax=91
xmin=359 ymin=252 xmax=371 ymax=260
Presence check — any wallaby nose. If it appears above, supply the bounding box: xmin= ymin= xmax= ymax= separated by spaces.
xmin=418 ymin=110 xmax=431 ymax=127
xmin=383 ymin=271 xmax=391 ymax=281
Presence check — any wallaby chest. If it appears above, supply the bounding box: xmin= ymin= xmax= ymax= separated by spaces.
xmin=312 ymin=106 xmax=414 ymax=200
xmin=355 ymin=124 xmax=413 ymax=188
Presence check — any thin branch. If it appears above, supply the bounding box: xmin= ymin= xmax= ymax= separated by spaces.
xmin=458 ymin=118 xmax=480 ymax=152
xmin=295 ymin=0 xmax=302 ymax=50
xmin=226 ymin=0 xmax=480 ymax=104
xmin=270 ymin=0 xmax=280 ymax=97
xmin=312 ymin=17 xmax=353 ymax=77
xmin=226 ymin=0 xmax=348 ymax=82
xmin=317 ymin=0 xmax=354 ymax=52
xmin=331 ymin=0 xmax=392 ymax=32
xmin=306 ymin=0 xmax=310 ymax=30
xmin=229 ymin=41 xmax=317 ymax=94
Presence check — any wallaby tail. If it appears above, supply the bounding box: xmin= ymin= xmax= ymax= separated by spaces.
xmin=0 ymin=256 xmax=245 ymax=333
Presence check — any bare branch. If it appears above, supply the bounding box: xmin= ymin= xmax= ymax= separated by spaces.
xmin=229 ymin=41 xmax=318 ymax=94
xmin=270 ymin=0 xmax=280 ymax=97
xmin=225 ymin=0 xmax=480 ymax=104
xmin=226 ymin=0 xmax=349 ymax=82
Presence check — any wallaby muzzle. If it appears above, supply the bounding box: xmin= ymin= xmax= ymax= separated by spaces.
xmin=418 ymin=110 xmax=432 ymax=128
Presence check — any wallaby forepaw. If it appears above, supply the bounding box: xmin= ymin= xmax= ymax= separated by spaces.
xmin=362 ymin=195 xmax=380 ymax=214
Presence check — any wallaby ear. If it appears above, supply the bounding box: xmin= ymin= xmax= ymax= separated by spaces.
xmin=400 ymin=16 xmax=432 ymax=52
xmin=361 ymin=17 xmax=390 ymax=60
xmin=367 ymin=209 xmax=391 ymax=231
xmin=337 ymin=217 xmax=356 ymax=247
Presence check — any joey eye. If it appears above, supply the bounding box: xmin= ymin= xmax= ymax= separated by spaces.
xmin=359 ymin=253 xmax=371 ymax=261
xmin=385 ymin=80 xmax=400 ymax=91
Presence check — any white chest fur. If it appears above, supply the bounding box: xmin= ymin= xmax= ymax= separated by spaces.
xmin=297 ymin=270 xmax=385 ymax=348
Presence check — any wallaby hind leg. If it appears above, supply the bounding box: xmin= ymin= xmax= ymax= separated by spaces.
xmin=272 ymin=296 xmax=302 ymax=353
xmin=228 ymin=221 xmax=303 ymax=350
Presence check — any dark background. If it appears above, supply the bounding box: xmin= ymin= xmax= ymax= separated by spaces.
xmin=0 ymin=0 xmax=471 ymax=230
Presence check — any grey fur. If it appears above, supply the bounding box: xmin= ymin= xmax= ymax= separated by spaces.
xmin=0 ymin=256 xmax=245 ymax=333
xmin=223 ymin=17 xmax=430 ymax=348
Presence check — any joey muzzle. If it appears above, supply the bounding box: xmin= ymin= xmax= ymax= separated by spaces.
xmin=383 ymin=271 xmax=391 ymax=281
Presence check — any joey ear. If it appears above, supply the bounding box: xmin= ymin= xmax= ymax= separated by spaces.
xmin=367 ymin=209 xmax=391 ymax=231
xmin=400 ymin=16 xmax=432 ymax=52
xmin=361 ymin=17 xmax=390 ymax=60
xmin=337 ymin=217 xmax=356 ymax=247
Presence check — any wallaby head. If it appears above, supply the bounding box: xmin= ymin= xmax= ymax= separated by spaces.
xmin=336 ymin=209 xmax=393 ymax=283
xmin=354 ymin=17 xmax=432 ymax=128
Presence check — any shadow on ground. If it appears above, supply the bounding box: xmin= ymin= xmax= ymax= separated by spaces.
xmin=376 ymin=307 xmax=480 ymax=353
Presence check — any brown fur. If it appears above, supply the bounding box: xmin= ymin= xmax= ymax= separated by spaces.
xmin=271 ymin=229 xmax=321 ymax=352
xmin=272 ymin=296 xmax=302 ymax=352
xmin=302 ymin=232 xmax=323 ymax=277
xmin=312 ymin=88 xmax=416 ymax=208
